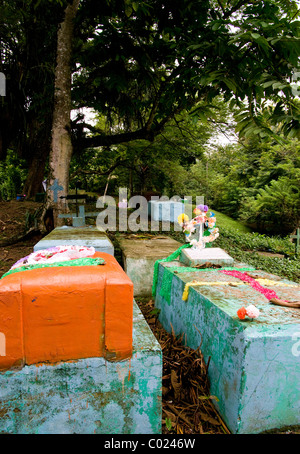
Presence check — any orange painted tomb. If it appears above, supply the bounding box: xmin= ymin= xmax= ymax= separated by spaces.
xmin=0 ymin=252 xmax=133 ymax=370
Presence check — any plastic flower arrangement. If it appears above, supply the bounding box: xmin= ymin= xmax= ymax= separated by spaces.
xmin=177 ymin=204 xmax=219 ymax=249
xmin=237 ymin=304 xmax=260 ymax=320
xmin=10 ymin=245 xmax=96 ymax=270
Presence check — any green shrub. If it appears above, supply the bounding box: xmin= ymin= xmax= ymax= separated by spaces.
xmin=239 ymin=177 xmax=300 ymax=235
xmin=0 ymin=150 xmax=27 ymax=201
xmin=215 ymin=227 xmax=300 ymax=282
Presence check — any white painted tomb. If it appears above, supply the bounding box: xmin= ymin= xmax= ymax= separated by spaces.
xmin=180 ymin=247 xmax=234 ymax=267
xmin=148 ymin=200 xmax=184 ymax=223
xmin=34 ymin=226 xmax=114 ymax=256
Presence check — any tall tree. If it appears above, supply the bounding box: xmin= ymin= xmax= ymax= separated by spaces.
xmin=44 ymin=0 xmax=80 ymax=226
xmin=0 ymin=0 xmax=65 ymax=197
xmin=72 ymin=0 xmax=300 ymax=150
xmin=2 ymin=0 xmax=300 ymax=220
xmin=53 ymin=0 xmax=300 ymax=226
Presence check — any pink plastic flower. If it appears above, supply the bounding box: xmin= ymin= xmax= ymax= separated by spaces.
xmin=10 ymin=245 xmax=96 ymax=269
xmin=245 ymin=305 xmax=260 ymax=319
xmin=194 ymin=215 xmax=205 ymax=224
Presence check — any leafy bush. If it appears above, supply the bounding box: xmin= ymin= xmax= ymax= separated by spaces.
xmin=239 ymin=177 xmax=300 ymax=235
xmin=217 ymin=227 xmax=295 ymax=255
xmin=215 ymin=227 xmax=300 ymax=282
xmin=0 ymin=150 xmax=27 ymax=201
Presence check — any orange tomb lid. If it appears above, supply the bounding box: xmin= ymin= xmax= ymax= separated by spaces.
xmin=0 ymin=252 xmax=133 ymax=370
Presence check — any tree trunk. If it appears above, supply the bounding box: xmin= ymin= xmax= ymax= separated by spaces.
xmin=41 ymin=0 xmax=80 ymax=229
xmin=23 ymin=137 xmax=50 ymax=198
xmin=23 ymin=154 xmax=46 ymax=198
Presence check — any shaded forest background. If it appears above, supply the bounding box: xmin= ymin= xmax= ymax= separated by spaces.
xmin=0 ymin=0 xmax=300 ymax=235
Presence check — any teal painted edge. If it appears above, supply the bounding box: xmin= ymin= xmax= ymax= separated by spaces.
xmin=152 ymin=243 xmax=192 ymax=297
xmin=1 ymin=257 xmax=106 ymax=280
xmin=158 ymin=265 xmax=256 ymax=305
xmin=152 ymin=243 xmax=256 ymax=298
xmin=167 ymin=265 xmax=256 ymax=274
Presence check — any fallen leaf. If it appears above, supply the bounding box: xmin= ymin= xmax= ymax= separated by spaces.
xmin=163 ymin=409 xmax=177 ymax=423
xmin=270 ymin=298 xmax=300 ymax=308
xmin=198 ymin=411 xmax=221 ymax=426
xmin=171 ymin=369 xmax=182 ymax=400
xmin=162 ymin=386 xmax=170 ymax=396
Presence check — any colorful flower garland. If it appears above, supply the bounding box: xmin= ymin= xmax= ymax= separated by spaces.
xmin=1 ymin=257 xmax=105 ymax=280
xmin=177 ymin=204 xmax=219 ymax=249
xmin=218 ymin=270 xmax=286 ymax=301
xmin=10 ymin=245 xmax=96 ymax=270
xmin=180 ymin=269 xmax=299 ymax=319
xmin=218 ymin=269 xmax=300 ymax=319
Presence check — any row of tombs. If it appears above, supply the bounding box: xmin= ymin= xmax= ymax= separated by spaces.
xmin=0 ymin=215 xmax=299 ymax=434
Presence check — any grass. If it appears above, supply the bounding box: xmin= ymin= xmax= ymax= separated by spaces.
xmin=183 ymin=204 xmax=252 ymax=233
xmin=212 ymin=209 xmax=252 ymax=233
xmin=214 ymin=228 xmax=300 ymax=283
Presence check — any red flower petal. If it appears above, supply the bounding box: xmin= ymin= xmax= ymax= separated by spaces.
xmin=237 ymin=307 xmax=247 ymax=320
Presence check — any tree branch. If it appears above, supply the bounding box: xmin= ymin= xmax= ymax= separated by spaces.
xmin=216 ymin=0 xmax=226 ymax=16
xmin=78 ymin=127 xmax=156 ymax=148
xmin=223 ymin=0 xmax=259 ymax=19
xmin=77 ymin=103 xmax=183 ymax=150
xmin=70 ymin=157 xmax=126 ymax=179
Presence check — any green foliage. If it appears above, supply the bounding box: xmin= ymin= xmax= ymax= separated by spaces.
xmin=165 ymin=417 xmax=173 ymax=431
xmin=0 ymin=150 xmax=27 ymax=201
xmin=71 ymin=108 xmax=218 ymax=195
xmin=0 ymin=0 xmax=66 ymax=196
xmin=73 ymin=0 xmax=300 ymax=148
xmin=2 ymin=0 xmax=300 ymax=201
xmin=240 ymin=178 xmax=300 ymax=235
xmin=217 ymin=227 xmax=295 ymax=256
xmin=195 ymin=138 xmax=300 ymax=235
xmin=215 ymin=227 xmax=300 ymax=283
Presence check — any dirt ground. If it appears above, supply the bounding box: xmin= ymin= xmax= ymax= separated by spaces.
xmin=0 ymin=201 xmax=44 ymax=275
xmin=0 ymin=201 xmax=299 ymax=434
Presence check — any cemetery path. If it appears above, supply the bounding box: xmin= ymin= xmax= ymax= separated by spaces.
xmin=136 ymin=297 xmax=230 ymax=434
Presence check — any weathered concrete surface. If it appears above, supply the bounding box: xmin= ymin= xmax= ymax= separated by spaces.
xmin=148 ymin=200 xmax=184 ymax=223
xmin=155 ymin=262 xmax=300 ymax=434
xmin=34 ymin=226 xmax=114 ymax=256
xmin=119 ymin=236 xmax=181 ymax=297
xmin=180 ymin=247 xmax=234 ymax=267
xmin=0 ymin=252 xmax=133 ymax=368
xmin=0 ymin=302 xmax=162 ymax=434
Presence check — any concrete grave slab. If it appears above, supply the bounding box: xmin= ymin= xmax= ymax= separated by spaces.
xmin=34 ymin=226 xmax=114 ymax=255
xmin=180 ymin=247 xmax=234 ymax=267
xmin=0 ymin=302 xmax=162 ymax=434
xmin=119 ymin=235 xmax=181 ymax=297
xmin=154 ymin=262 xmax=300 ymax=434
